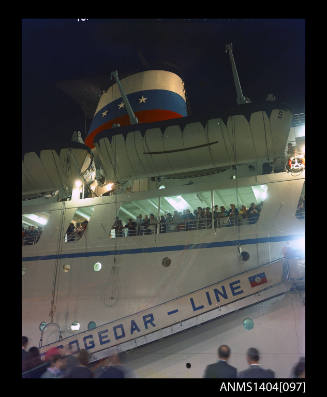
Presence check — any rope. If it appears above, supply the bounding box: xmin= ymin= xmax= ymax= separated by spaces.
xmin=103 ymin=136 xmax=120 ymax=307
xmin=49 ymin=204 xmax=65 ymax=322
xmin=230 ymin=117 xmax=242 ymax=251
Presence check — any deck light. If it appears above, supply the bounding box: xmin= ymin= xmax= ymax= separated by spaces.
xmin=74 ymin=179 xmax=82 ymax=188
xmin=105 ymin=183 xmax=114 ymax=192
xmin=164 ymin=196 xmax=190 ymax=211
xmin=71 ymin=321 xmax=80 ymax=331
xmin=24 ymin=214 xmax=48 ymax=225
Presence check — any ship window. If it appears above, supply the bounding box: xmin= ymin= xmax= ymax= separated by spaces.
xmin=65 ymin=206 xmax=94 ymax=242
xmin=63 ymin=264 xmax=71 ymax=272
xmin=22 ymin=212 xmax=49 ymax=246
xmin=39 ymin=321 xmax=47 ymax=331
xmin=88 ymin=321 xmax=96 ymax=330
xmin=111 ymin=198 xmax=159 ymax=237
xmin=243 ymin=317 xmax=254 ymax=330
xmin=295 ymin=183 xmax=305 ymax=220
xmin=71 ymin=321 xmax=80 ymax=331
xmin=94 ymin=262 xmax=102 ymax=271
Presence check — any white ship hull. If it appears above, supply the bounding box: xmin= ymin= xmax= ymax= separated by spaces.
xmin=22 ymin=170 xmax=304 ymax=377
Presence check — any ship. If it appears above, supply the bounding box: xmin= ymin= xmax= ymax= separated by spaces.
xmin=22 ymin=44 xmax=305 ymax=378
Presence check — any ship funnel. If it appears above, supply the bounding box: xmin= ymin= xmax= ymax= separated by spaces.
xmin=85 ymin=70 xmax=187 ymax=149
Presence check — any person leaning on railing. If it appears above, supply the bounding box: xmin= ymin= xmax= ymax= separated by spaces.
xmin=247 ymin=203 xmax=259 ymax=224
xmin=112 ymin=217 xmax=123 ymax=237
xmin=228 ymin=204 xmax=239 ymax=226
xmin=125 ymin=219 xmax=137 ymax=236
xmin=149 ymin=214 xmax=157 ymax=234
xmin=136 ymin=214 xmax=143 ymax=235
xmin=239 ymin=205 xmax=248 ymax=225
xmin=160 ymin=215 xmax=167 ymax=233
xmin=141 ymin=215 xmax=150 ymax=234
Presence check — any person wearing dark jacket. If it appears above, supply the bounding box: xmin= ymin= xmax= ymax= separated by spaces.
xmin=66 ymin=349 xmax=93 ymax=378
xmin=22 ymin=347 xmax=48 ymax=378
xmin=203 ymin=345 xmax=237 ymax=378
xmin=238 ymin=347 xmax=275 ymax=378
xmin=22 ymin=336 xmax=29 ymax=363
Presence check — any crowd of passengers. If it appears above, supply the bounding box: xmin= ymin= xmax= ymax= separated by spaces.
xmin=22 ymin=226 xmax=42 ymax=245
xmin=111 ymin=202 xmax=263 ymax=237
xmin=65 ymin=220 xmax=89 ymax=242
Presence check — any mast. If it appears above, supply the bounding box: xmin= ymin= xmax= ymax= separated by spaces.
xmin=110 ymin=70 xmax=138 ymax=125
xmin=225 ymin=43 xmax=251 ymax=105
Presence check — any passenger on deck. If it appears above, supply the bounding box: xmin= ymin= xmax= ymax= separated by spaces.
xmin=160 ymin=215 xmax=166 ymax=233
xmin=136 ymin=214 xmax=143 ymax=235
xmin=239 ymin=205 xmax=248 ymax=224
xmin=173 ymin=211 xmax=182 ymax=231
xmin=25 ymin=226 xmax=38 ymax=245
xmin=166 ymin=213 xmax=175 ymax=232
xmin=193 ymin=209 xmax=199 ymax=229
xmin=228 ymin=204 xmax=239 ymax=226
xmin=205 ymin=207 xmax=212 ymax=229
xmin=184 ymin=209 xmax=194 ymax=231
xmin=80 ymin=220 xmax=88 ymax=234
xmin=247 ymin=203 xmax=259 ymax=224
xmin=112 ymin=217 xmax=123 ymax=237
xmin=149 ymin=214 xmax=157 ymax=234
xmin=125 ymin=219 xmax=137 ymax=236
xmin=197 ymin=207 xmax=206 ymax=229
xmin=66 ymin=222 xmax=75 ymax=241
xmin=141 ymin=215 xmax=150 ymax=235
xmin=213 ymin=205 xmax=219 ymax=228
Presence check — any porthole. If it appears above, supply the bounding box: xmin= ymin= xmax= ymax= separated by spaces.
xmin=240 ymin=251 xmax=250 ymax=261
xmin=186 ymin=363 xmax=191 ymax=369
xmin=63 ymin=264 xmax=71 ymax=272
xmin=39 ymin=321 xmax=47 ymax=331
xmin=88 ymin=321 xmax=96 ymax=330
xmin=71 ymin=321 xmax=80 ymax=331
xmin=162 ymin=257 xmax=171 ymax=267
xmin=243 ymin=317 xmax=254 ymax=330
xmin=94 ymin=262 xmax=102 ymax=272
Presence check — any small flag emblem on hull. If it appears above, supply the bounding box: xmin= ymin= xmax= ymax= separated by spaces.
xmin=248 ymin=272 xmax=267 ymax=287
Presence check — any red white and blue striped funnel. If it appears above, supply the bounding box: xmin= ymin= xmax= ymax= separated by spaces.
xmin=85 ymin=70 xmax=187 ymax=148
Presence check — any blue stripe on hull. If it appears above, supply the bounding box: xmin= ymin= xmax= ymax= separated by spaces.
xmin=22 ymin=234 xmax=303 ymax=262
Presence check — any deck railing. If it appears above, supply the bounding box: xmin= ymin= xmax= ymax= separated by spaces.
xmin=110 ymin=214 xmax=261 ymax=238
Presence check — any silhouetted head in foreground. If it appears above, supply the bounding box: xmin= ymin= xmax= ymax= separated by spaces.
xmin=293 ymin=357 xmax=305 ymax=378
xmin=218 ymin=345 xmax=231 ymax=361
xmin=22 ymin=336 xmax=28 ymax=349
xmin=246 ymin=347 xmax=260 ymax=364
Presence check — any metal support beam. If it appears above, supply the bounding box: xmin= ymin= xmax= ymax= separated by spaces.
xmin=225 ymin=43 xmax=251 ymax=105
xmin=111 ymin=71 xmax=138 ymax=125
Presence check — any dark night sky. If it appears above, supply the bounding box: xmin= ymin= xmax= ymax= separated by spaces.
xmin=22 ymin=18 xmax=305 ymax=155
